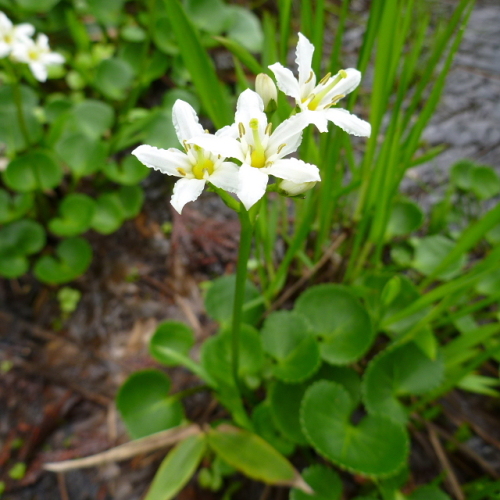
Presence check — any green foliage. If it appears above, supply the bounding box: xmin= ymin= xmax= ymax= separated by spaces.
xmin=150 ymin=321 xmax=195 ymax=367
xmin=144 ymin=434 xmax=206 ymax=500
xmin=290 ymin=465 xmax=342 ymax=500
xmin=301 ymin=381 xmax=409 ymax=477
xmin=48 ymin=194 xmax=96 ymax=237
xmin=295 ymin=285 xmax=374 ymax=365
xmin=116 ymin=369 xmax=184 ymax=439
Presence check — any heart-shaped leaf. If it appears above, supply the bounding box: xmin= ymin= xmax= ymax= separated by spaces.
xmin=295 ymin=285 xmax=373 ymax=365
xmin=201 ymin=325 xmax=264 ymax=389
xmin=207 ymin=425 xmax=311 ymax=492
xmin=117 ymin=185 xmax=144 ymax=218
xmin=290 ymin=465 xmax=343 ymax=500
xmin=71 ymin=100 xmax=114 ymax=139
xmin=0 ymin=190 xmax=33 ymax=224
xmin=470 ymin=165 xmax=500 ymax=200
xmin=34 ymin=237 xmax=92 ymax=284
xmin=150 ymin=321 xmax=195 ymax=367
xmin=3 ymin=151 xmax=63 ymax=192
xmin=102 ymin=156 xmax=150 ymax=185
xmin=204 ymin=274 xmax=264 ymax=327
xmin=385 ymin=200 xmax=424 ymax=239
xmin=261 ymin=310 xmax=320 ymax=382
xmin=301 ymin=381 xmax=408 ymax=477
xmin=185 ymin=0 xmax=232 ymax=35
xmin=362 ymin=343 xmax=444 ymax=425
xmin=269 ymin=365 xmax=361 ymax=447
xmin=450 ymin=159 xmax=474 ymax=191
xmin=0 ymin=219 xmax=45 ymax=278
xmin=48 ymin=194 xmax=96 ymax=237
xmin=116 ymin=369 xmax=184 ymax=439
xmin=95 ymin=58 xmax=134 ymax=100
xmin=90 ymin=193 xmax=125 ymax=234
xmin=225 ymin=5 xmax=263 ymax=52
xmin=55 ymin=133 xmax=107 ymax=178
xmin=411 ymin=235 xmax=466 ymax=280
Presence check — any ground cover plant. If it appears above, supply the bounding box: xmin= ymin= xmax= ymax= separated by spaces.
xmin=2 ymin=0 xmax=500 ymax=499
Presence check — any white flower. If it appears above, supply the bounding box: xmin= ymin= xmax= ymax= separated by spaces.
xmin=11 ymin=33 xmax=64 ymax=82
xmin=190 ymin=89 xmax=320 ymax=210
xmin=0 ymin=12 xmax=34 ymax=58
xmin=255 ymin=73 xmax=277 ymax=113
xmin=278 ymin=179 xmax=317 ymax=197
xmin=269 ymin=33 xmax=371 ymax=137
xmin=132 ymin=100 xmax=240 ymax=214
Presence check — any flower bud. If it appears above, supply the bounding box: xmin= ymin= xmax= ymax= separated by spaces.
xmin=255 ymin=73 xmax=277 ymax=114
xmin=278 ymin=179 xmax=317 ymax=197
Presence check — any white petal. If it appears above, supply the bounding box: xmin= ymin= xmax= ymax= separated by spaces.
xmin=30 ymin=62 xmax=47 ymax=82
xmin=188 ymin=134 xmax=244 ymax=162
xmin=268 ymin=62 xmax=301 ymax=102
xmin=299 ymin=109 xmax=329 ymax=133
xmin=266 ymin=158 xmax=320 ymax=184
xmin=215 ymin=123 xmax=238 ymax=139
xmin=171 ymin=178 xmax=206 ymax=214
xmin=324 ymin=68 xmax=361 ymax=102
xmin=36 ymin=33 xmax=49 ymax=50
xmin=0 ymin=42 xmax=10 ymax=58
xmin=325 ymin=108 xmax=371 ymax=137
xmin=209 ymin=162 xmax=240 ymax=193
xmin=237 ymin=164 xmax=269 ymax=210
xmin=43 ymin=52 xmax=65 ymax=65
xmin=16 ymin=23 xmax=35 ymax=39
xmin=268 ymin=113 xmax=308 ymax=158
xmin=132 ymin=144 xmax=190 ymax=176
xmin=296 ymin=33 xmax=316 ymax=96
xmin=0 ymin=13 xmax=13 ymax=31
xmin=235 ymin=89 xmax=267 ymax=142
xmin=172 ymin=99 xmax=205 ymax=144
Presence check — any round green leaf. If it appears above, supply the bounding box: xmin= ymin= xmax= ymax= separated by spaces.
xmin=72 ymin=100 xmax=114 ymax=139
xmin=450 ymin=159 xmax=474 ymax=190
xmin=117 ymin=369 xmax=184 ymax=439
xmin=301 ymin=381 xmax=409 ymax=477
xmin=95 ymin=58 xmax=134 ymax=100
xmin=162 ymin=89 xmax=200 ymax=112
xmin=294 ymin=285 xmax=373 ymax=365
xmin=201 ymin=325 xmax=264 ymax=388
xmin=385 ymin=200 xmax=424 ymax=239
xmin=3 ymin=151 xmax=63 ymax=192
xmin=90 ymin=193 xmax=125 ymax=234
xmin=411 ymin=235 xmax=465 ymax=280
xmin=410 ymin=485 xmax=451 ymax=500
xmin=34 ymin=237 xmax=92 ymax=284
xmin=48 ymin=194 xmax=96 ymax=237
xmin=121 ymin=25 xmax=147 ymax=42
xmin=261 ymin=311 xmax=320 ymax=382
xmin=185 ymin=0 xmax=232 ymax=35
xmin=226 ymin=5 xmax=263 ymax=52
xmin=470 ymin=165 xmax=500 ymax=200
xmin=55 ymin=133 xmax=107 ymax=178
xmin=486 ymin=223 xmax=500 ymax=245
xmin=204 ymin=274 xmax=264 ymax=327
xmin=0 ymin=190 xmax=33 ymax=224
xmin=87 ymin=0 xmax=125 ymax=24
xmin=117 ymin=185 xmax=144 ymax=218
xmin=252 ymin=402 xmax=295 ymax=457
xmin=153 ymin=17 xmax=179 ymax=55
xmin=142 ymin=109 xmax=180 ymax=149
xmin=0 ymin=219 xmax=45 ymax=278
xmin=362 ymin=343 xmax=444 ymax=425
xmin=290 ymin=465 xmax=342 ymax=500
xmin=102 ymin=156 xmax=150 ymax=185
xmin=150 ymin=321 xmax=195 ymax=367
xmin=475 ymin=269 xmax=500 ymax=296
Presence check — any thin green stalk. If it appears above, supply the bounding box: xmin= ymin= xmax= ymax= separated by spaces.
xmin=231 ymin=206 xmax=254 ymax=390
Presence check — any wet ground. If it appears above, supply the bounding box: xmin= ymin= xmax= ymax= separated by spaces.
xmin=1 ymin=1 xmax=500 ymax=499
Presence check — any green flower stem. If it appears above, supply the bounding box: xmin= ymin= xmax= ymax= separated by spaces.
xmin=231 ymin=205 xmax=254 ymax=391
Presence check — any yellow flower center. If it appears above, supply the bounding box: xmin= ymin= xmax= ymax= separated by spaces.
xmin=192 ymin=157 xmax=214 ymax=180
xmin=249 ymin=118 xmax=267 ymax=168
xmin=307 ymin=69 xmax=347 ymax=111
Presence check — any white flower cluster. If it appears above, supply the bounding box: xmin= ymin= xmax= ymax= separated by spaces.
xmin=0 ymin=11 xmax=64 ymax=82
xmin=133 ymin=33 xmax=371 ymax=214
